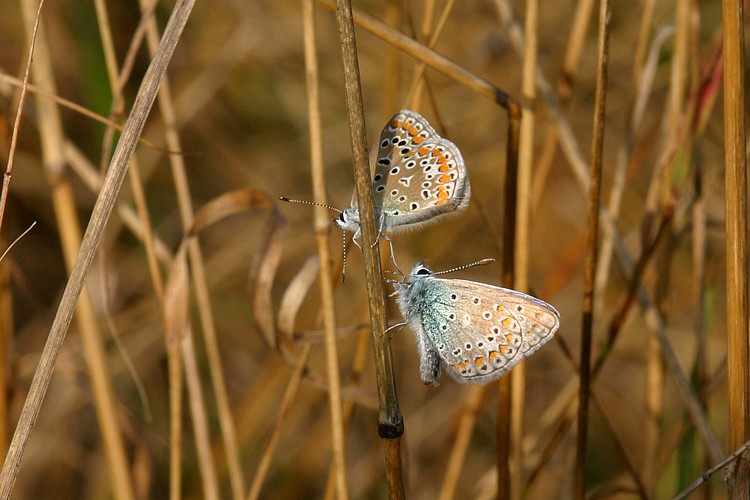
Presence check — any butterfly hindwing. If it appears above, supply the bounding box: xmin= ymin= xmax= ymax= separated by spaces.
xmin=418 ymin=277 xmax=560 ymax=384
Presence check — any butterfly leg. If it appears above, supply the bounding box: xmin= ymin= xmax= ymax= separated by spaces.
xmin=379 ymin=233 xmax=404 ymax=276
xmin=351 ymin=227 xmax=363 ymax=251
xmin=415 ymin=329 xmax=441 ymax=385
xmin=370 ymin=214 xmax=386 ymax=249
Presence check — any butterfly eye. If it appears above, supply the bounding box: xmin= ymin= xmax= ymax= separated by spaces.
xmin=338 ymin=213 xmax=346 ymax=222
xmin=416 ymin=267 xmax=430 ymax=276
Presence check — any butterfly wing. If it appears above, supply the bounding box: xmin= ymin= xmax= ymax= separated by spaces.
xmin=418 ymin=277 xmax=560 ymax=384
xmin=370 ymin=110 xmax=470 ymax=230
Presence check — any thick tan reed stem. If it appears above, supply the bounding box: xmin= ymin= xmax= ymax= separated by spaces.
xmin=722 ymin=0 xmax=750 ymax=496
xmin=332 ymin=0 xmax=404 ymax=497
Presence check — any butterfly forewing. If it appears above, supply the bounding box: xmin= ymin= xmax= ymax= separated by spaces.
xmin=371 ymin=110 xmax=469 ymax=229
xmin=420 ymin=277 xmax=560 ymax=384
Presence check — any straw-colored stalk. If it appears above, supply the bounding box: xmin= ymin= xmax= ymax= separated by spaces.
xmin=507 ymin=1 xmax=538 ymax=497
xmin=333 ymin=0 xmax=404 ymax=497
xmin=722 ymin=0 xmax=750 ymax=496
xmin=574 ymin=0 xmax=610 ymax=498
xmin=18 ymin=0 xmax=136 ymax=498
xmin=303 ymin=0 xmax=349 ymax=498
xmin=0 ymin=1 xmax=195 ymax=498
xmin=403 ymin=0 xmax=456 ymax=110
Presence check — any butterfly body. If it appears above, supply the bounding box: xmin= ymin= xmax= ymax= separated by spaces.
xmin=394 ymin=262 xmax=560 ymax=385
xmin=335 ymin=109 xmax=470 ymax=248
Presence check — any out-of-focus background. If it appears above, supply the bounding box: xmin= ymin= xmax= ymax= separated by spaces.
xmin=0 ymin=0 xmax=734 ymax=498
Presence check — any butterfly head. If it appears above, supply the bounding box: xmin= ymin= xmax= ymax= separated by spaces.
xmin=406 ymin=261 xmax=435 ymax=284
xmin=333 ymin=207 xmax=360 ymax=232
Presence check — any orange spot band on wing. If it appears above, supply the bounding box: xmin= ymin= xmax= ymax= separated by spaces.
xmin=402 ymin=122 xmax=411 ymax=131
xmin=501 ymin=317 xmax=514 ymax=329
xmin=391 ymin=120 xmax=401 ymax=128
xmin=439 ymin=174 xmax=451 ymax=183
xmin=409 ymin=128 xmax=418 ymax=136
xmin=438 ymin=189 xmax=450 ymax=200
xmin=419 ymin=146 xmax=430 ymax=156
xmin=500 ymin=345 xmax=508 ymax=355
xmin=475 ymin=357 xmax=486 ymax=368
xmin=414 ymin=136 xmax=425 ymax=144
xmin=439 ymin=164 xmax=450 ymax=172
xmin=431 ymin=149 xmax=441 ymax=157
xmin=435 ymin=199 xmax=447 ymax=206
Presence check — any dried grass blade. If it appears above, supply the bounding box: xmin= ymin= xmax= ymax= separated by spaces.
xmin=0 ymin=0 xmax=196 ymax=497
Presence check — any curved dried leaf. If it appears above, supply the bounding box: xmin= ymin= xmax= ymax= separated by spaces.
xmin=248 ymin=207 xmax=287 ymax=349
xmin=278 ymin=256 xmax=320 ymax=337
xmin=190 ymin=188 xmax=275 ymax=236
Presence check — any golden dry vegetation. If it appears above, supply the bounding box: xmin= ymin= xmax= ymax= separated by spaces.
xmin=0 ymin=0 xmax=743 ymax=498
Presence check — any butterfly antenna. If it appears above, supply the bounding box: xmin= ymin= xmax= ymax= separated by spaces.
xmin=434 ymin=258 xmax=496 ymax=275
xmin=341 ymin=229 xmax=347 ymax=283
xmin=279 ymin=196 xmax=343 ymax=214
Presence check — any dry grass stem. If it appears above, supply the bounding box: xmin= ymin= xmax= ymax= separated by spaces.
xmin=574 ymin=0 xmax=610 ymax=497
xmin=722 ymin=0 xmax=750 ymax=494
xmin=333 ymin=0 xmax=403 ymax=496
xmin=303 ymin=0 xmax=349 ymax=497
xmin=507 ymin=0 xmax=538 ymax=496
xmin=0 ymin=1 xmax=195 ymax=497
xmin=247 ymin=345 xmax=312 ymax=500
xmin=0 ymin=0 xmax=741 ymax=497
xmin=0 ymin=0 xmax=43 ymax=236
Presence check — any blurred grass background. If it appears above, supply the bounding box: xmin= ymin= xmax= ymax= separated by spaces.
xmin=0 ymin=0 xmax=738 ymax=498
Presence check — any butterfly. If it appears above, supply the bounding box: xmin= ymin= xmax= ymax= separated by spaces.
xmin=281 ymin=109 xmax=470 ymax=278
xmin=334 ymin=109 xmax=470 ymax=250
xmin=391 ymin=261 xmax=560 ymax=385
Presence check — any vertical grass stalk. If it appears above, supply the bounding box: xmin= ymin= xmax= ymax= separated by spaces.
xmin=574 ymin=0 xmax=610 ymax=497
xmin=722 ymin=0 xmax=750 ymax=495
xmin=332 ymin=0 xmax=404 ymax=497
xmin=303 ymin=1 xmax=349 ymax=498
xmin=0 ymin=1 xmax=195 ymax=497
